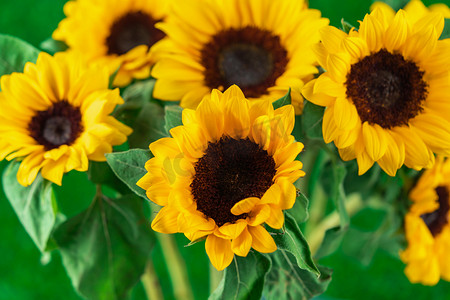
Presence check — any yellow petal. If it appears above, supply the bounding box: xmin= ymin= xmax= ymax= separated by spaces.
xmin=301 ymin=79 xmax=335 ymax=107
xmin=333 ymin=97 xmax=358 ymax=130
xmin=394 ymin=126 xmax=434 ymax=170
xmin=222 ymin=86 xmax=250 ymax=138
xmin=322 ymin=106 xmax=338 ymax=144
xmin=196 ymin=95 xmax=224 ymax=141
xmin=151 ymin=206 xmax=180 ymax=234
xmin=231 ymin=197 xmax=260 ymax=215
xmin=205 ymin=234 xmax=234 ymax=271
xmin=384 ymin=10 xmax=410 ymax=52
xmin=231 ymin=227 xmax=252 ymax=257
xmin=248 ymin=225 xmax=277 ymax=253
xmin=248 ymin=205 xmax=271 ymax=226
xmin=411 ymin=112 xmax=450 ymax=155
xmin=319 ymin=26 xmax=347 ymax=53
xmin=314 ymin=74 xmax=346 ymax=98
xmin=402 ymin=24 xmax=437 ymax=63
xmin=362 ymin=122 xmax=388 ymax=161
xmin=265 ymin=205 xmax=284 ymax=229
xmin=341 ymin=37 xmax=369 ymax=60
xmin=359 ymin=13 xmax=384 ymax=51
xmin=251 ymin=115 xmax=271 ymax=150
xmin=16 ymin=152 xmax=44 ymax=187
xmin=218 ymin=220 xmax=248 ymax=239
xmin=377 ymin=132 xmax=405 ymax=176
xmin=277 ymin=178 xmax=296 ymax=210
xmin=327 ymin=53 xmax=351 ymax=83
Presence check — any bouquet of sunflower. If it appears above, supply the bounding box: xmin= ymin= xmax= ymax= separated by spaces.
xmin=1 ymin=0 xmax=450 ymax=299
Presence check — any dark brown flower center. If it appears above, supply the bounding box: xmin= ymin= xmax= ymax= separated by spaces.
xmin=421 ymin=186 xmax=450 ymax=236
xmin=346 ymin=49 xmax=428 ymax=129
xmin=200 ymin=26 xmax=288 ymax=98
xmin=28 ymin=101 xmax=83 ymax=150
xmin=190 ymin=136 xmax=276 ymax=227
xmin=106 ymin=11 xmax=165 ymax=55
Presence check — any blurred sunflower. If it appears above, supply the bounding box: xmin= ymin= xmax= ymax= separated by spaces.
xmin=0 ymin=52 xmax=132 ymax=186
xmin=150 ymin=0 xmax=329 ymax=114
xmin=302 ymin=7 xmax=450 ymax=176
xmin=53 ymin=0 xmax=170 ymax=87
xmin=371 ymin=0 xmax=450 ymax=19
xmin=137 ymin=85 xmax=304 ymax=270
xmin=401 ymin=156 xmax=450 ymax=285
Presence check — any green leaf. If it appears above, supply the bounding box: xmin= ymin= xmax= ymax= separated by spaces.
xmin=209 ymin=252 xmax=271 ymax=300
xmin=88 ymin=161 xmax=130 ymax=195
xmin=301 ymin=101 xmax=324 ymax=139
xmin=441 ymin=19 xmax=450 ymax=40
xmin=268 ymin=212 xmax=319 ymax=275
xmin=40 ymin=37 xmax=68 ymax=54
xmin=116 ymin=80 xmax=167 ymax=148
xmin=314 ymin=226 xmax=348 ymax=259
xmin=289 ymin=189 xmax=309 ymax=224
xmin=2 ymin=161 xmax=55 ymax=252
xmin=164 ymin=105 xmax=184 ymax=134
xmin=105 ymin=149 xmax=152 ymax=200
xmin=272 ymin=89 xmax=291 ymax=110
xmin=264 ymin=251 xmax=332 ymax=300
xmin=341 ymin=18 xmax=356 ymax=33
xmin=128 ymin=101 xmax=167 ymax=148
xmin=331 ymin=161 xmax=349 ymax=227
xmin=54 ymin=195 xmax=154 ymax=300
xmin=0 ymin=34 xmax=40 ymax=77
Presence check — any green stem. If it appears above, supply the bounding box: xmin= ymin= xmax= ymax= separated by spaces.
xmin=157 ymin=233 xmax=194 ymax=300
xmin=303 ymin=149 xmax=329 ymax=236
xmin=209 ymin=262 xmax=223 ymax=293
xmin=142 ymin=260 xmax=164 ymax=300
xmin=307 ymin=193 xmax=364 ymax=255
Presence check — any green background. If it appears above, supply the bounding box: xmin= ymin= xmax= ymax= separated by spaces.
xmin=0 ymin=0 xmax=449 ymax=299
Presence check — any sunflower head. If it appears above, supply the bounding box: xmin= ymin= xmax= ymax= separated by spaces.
xmin=53 ymin=0 xmax=170 ymax=87
xmin=302 ymin=6 xmax=450 ymax=176
xmin=137 ymin=85 xmax=305 ymax=270
xmin=401 ymin=157 xmax=450 ymax=285
xmin=0 ymin=52 xmax=132 ymax=186
xmin=150 ymin=0 xmax=329 ymax=114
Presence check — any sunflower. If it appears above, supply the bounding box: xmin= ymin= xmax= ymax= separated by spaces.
xmin=137 ymin=85 xmax=304 ymax=270
xmin=53 ymin=0 xmax=170 ymax=87
xmin=371 ymin=0 xmax=450 ymax=19
xmin=0 ymin=52 xmax=132 ymax=186
xmin=302 ymin=7 xmax=450 ymax=176
xmin=401 ymin=156 xmax=450 ymax=285
xmin=150 ymin=0 xmax=329 ymax=114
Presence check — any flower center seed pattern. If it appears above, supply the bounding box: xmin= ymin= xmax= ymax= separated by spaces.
xmin=421 ymin=186 xmax=450 ymax=236
xmin=345 ymin=49 xmax=428 ymax=129
xmin=201 ymin=26 xmax=288 ymax=98
xmin=190 ymin=136 xmax=276 ymax=227
xmin=106 ymin=11 xmax=165 ymax=55
xmin=28 ymin=101 xmax=83 ymax=150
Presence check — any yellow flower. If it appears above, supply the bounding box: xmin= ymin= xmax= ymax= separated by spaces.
xmin=302 ymin=7 xmax=450 ymax=176
xmin=150 ymin=0 xmax=329 ymax=114
xmin=0 ymin=52 xmax=132 ymax=186
xmin=401 ymin=157 xmax=450 ymax=285
xmin=371 ymin=0 xmax=450 ymax=19
xmin=137 ymin=85 xmax=304 ymax=270
xmin=53 ymin=0 xmax=170 ymax=87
